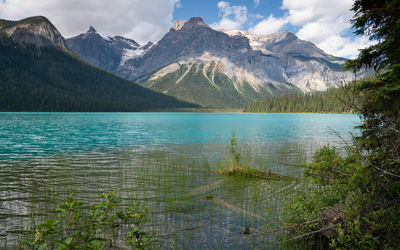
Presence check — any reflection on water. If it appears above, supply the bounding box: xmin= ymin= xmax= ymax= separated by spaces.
xmin=0 ymin=113 xmax=360 ymax=248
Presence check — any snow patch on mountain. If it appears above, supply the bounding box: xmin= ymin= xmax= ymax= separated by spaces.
xmin=99 ymin=32 xmax=112 ymax=42
xmin=120 ymin=48 xmax=146 ymax=65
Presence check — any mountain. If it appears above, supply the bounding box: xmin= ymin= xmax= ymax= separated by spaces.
xmin=68 ymin=17 xmax=352 ymax=108
xmin=221 ymin=30 xmax=349 ymax=92
xmin=0 ymin=16 xmax=198 ymax=111
xmin=66 ymin=26 xmax=153 ymax=72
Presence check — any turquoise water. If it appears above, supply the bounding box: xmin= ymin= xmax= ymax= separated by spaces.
xmin=0 ymin=113 xmax=361 ymax=248
xmin=0 ymin=113 xmax=360 ymax=160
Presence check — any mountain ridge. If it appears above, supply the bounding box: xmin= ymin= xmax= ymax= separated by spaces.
xmin=66 ymin=17 xmax=353 ymax=108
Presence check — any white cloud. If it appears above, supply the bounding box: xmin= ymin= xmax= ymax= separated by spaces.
xmin=0 ymin=0 xmax=181 ymax=44
xmin=211 ymin=1 xmax=248 ymax=30
xmin=279 ymin=0 xmax=371 ymax=58
xmin=250 ymin=15 xmax=288 ymax=35
xmin=317 ymin=35 xmax=372 ymax=59
xmin=282 ymin=0 xmax=353 ymax=26
xmin=254 ymin=0 xmax=261 ymax=8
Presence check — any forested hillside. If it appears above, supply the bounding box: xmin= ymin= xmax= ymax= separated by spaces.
xmin=244 ymin=83 xmax=360 ymax=113
xmin=0 ymin=38 xmax=197 ymax=111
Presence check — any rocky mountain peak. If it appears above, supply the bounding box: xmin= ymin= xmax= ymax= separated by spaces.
xmin=266 ymin=30 xmax=296 ymax=41
xmin=182 ymin=17 xmax=209 ymax=29
xmin=87 ymin=26 xmax=97 ymax=33
xmin=0 ymin=16 xmax=67 ymax=49
xmin=171 ymin=20 xmax=186 ymax=31
xmin=188 ymin=17 xmax=205 ymax=23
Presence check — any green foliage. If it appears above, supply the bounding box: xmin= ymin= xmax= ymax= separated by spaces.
xmin=244 ymin=83 xmax=360 ymax=113
xmin=287 ymin=186 xmax=342 ymax=248
xmin=303 ymin=145 xmax=361 ymax=185
xmin=347 ymin=0 xmax=400 ymax=73
xmin=23 ymin=191 xmax=153 ymax=249
xmin=0 ymin=37 xmax=197 ymax=111
xmin=304 ymin=145 xmax=341 ymax=184
xmin=288 ymin=142 xmax=399 ymax=248
xmin=345 ymin=0 xmax=400 ymax=161
xmin=286 ymin=1 xmax=400 ymax=248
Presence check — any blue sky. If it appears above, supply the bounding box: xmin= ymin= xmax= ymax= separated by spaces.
xmin=174 ymin=0 xmax=287 ymax=30
xmin=0 ymin=0 xmax=372 ymax=58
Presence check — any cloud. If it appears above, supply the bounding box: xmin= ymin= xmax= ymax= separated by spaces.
xmin=282 ymin=0 xmax=352 ymax=26
xmin=317 ymin=35 xmax=372 ymax=59
xmin=0 ymin=0 xmax=181 ymax=44
xmin=279 ymin=0 xmax=371 ymax=58
xmin=254 ymin=0 xmax=261 ymax=8
xmin=249 ymin=15 xmax=288 ymax=35
xmin=211 ymin=1 xmax=248 ymax=30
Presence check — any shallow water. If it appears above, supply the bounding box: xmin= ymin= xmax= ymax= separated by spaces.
xmin=0 ymin=113 xmax=360 ymax=248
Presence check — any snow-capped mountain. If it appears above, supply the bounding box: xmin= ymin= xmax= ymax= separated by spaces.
xmin=67 ymin=17 xmax=352 ymax=108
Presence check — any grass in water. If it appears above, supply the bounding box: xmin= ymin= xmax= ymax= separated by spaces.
xmin=218 ymin=166 xmax=296 ymax=181
xmin=217 ymin=132 xmax=300 ymax=181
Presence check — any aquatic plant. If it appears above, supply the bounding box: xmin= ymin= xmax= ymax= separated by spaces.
xmin=218 ymin=132 xmax=300 ymax=181
xmin=1 ymin=140 xmax=311 ymax=248
xmin=228 ymin=132 xmax=241 ymax=169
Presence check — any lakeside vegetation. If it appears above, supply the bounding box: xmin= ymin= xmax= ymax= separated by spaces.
xmin=282 ymin=0 xmax=400 ymax=248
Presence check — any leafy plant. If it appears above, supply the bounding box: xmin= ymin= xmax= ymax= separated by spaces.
xmin=24 ymin=191 xmax=153 ymax=249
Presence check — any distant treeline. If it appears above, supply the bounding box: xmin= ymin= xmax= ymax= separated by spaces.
xmin=244 ymin=84 xmax=361 ymax=113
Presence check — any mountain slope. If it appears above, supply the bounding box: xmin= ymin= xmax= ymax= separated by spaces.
xmin=0 ymin=17 xmax=197 ymax=111
xmin=115 ymin=17 xmax=301 ymax=108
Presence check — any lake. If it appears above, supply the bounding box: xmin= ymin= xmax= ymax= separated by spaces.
xmin=0 ymin=113 xmax=360 ymax=248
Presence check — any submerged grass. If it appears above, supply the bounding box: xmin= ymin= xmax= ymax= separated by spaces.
xmin=0 ymin=140 xmax=316 ymax=249
xmin=216 ymin=132 xmax=302 ymax=181
xmin=217 ymin=166 xmax=300 ymax=181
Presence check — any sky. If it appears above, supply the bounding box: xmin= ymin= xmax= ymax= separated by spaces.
xmin=0 ymin=0 xmax=373 ymax=58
